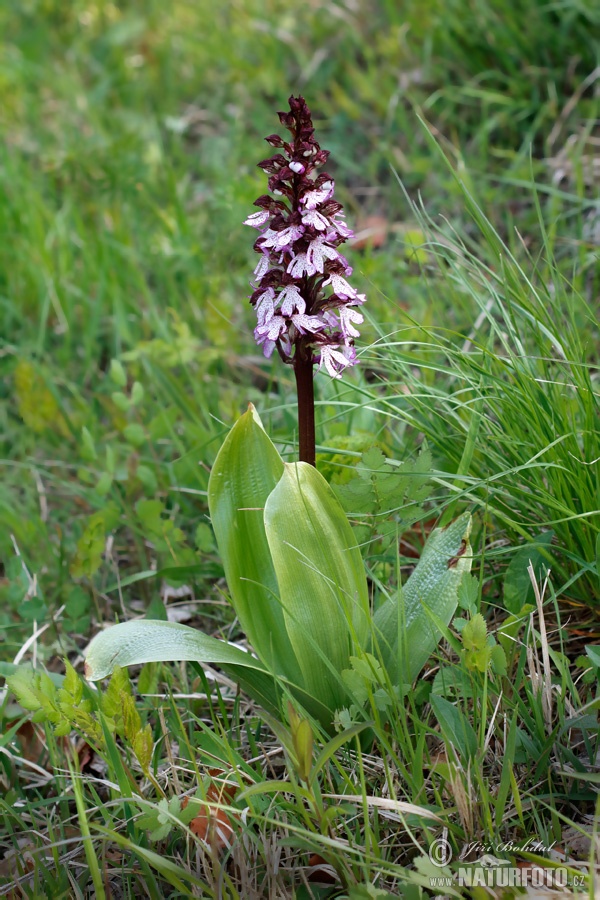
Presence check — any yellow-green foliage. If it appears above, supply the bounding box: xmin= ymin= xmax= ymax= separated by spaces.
xmin=13 ymin=360 xmax=67 ymax=435
xmin=70 ymin=504 xmax=120 ymax=578
xmin=461 ymin=613 xmax=507 ymax=676
xmin=7 ymin=663 xmax=154 ymax=774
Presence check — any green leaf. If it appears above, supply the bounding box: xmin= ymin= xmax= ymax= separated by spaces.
xmin=585 ymin=645 xmax=600 ymax=668
xmin=463 ymin=645 xmax=492 ymax=673
xmin=503 ymin=532 xmax=554 ymax=613
xmin=92 ymin=822 xmax=207 ymax=891
xmin=207 ymin=405 xmax=303 ymax=684
xmin=373 ymin=513 xmax=472 ymax=685
xmin=123 ymin=423 xmax=146 ymax=447
xmin=65 ymin=586 xmax=90 ymax=618
xmin=130 ymin=381 xmax=144 ymax=405
xmin=109 ymin=359 xmax=127 ymax=387
xmin=334 ymin=444 xmax=432 ymax=525
xmin=63 ymin=661 xmax=83 ymax=705
xmin=135 ymin=464 xmax=157 ymax=494
xmin=361 ymin=446 xmax=388 ymax=472
xmin=342 ymin=653 xmax=387 ymax=707
xmin=490 ymin=644 xmax=508 ymax=676
xmin=137 ymin=662 xmax=159 ymax=694
xmin=71 ymin=508 xmax=119 ymax=578
xmin=349 ymin=887 xmax=400 ymax=900
xmin=111 ymin=390 xmax=130 ymax=412
xmin=0 ymin=662 xmax=64 ymax=687
xmin=554 ymin=769 xmax=600 ymax=784
xmin=6 ymin=668 xmax=43 ymax=711
xmin=146 ymin=595 xmax=168 ymax=620
xmin=461 ymin=613 xmax=492 ymax=672
xmin=84 ymin=619 xmax=283 ymax=715
xmin=432 ymin=666 xmax=475 ymax=700
xmin=264 ymin=462 xmax=370 ymax=718
xmin=311 ymin=720 xmax=372 ymax=783
xmin=121 ymin=693 xmax=142 ymax=742
xmin=194 ymin=522 xmax=214 ymax=552
xmin=288 ymin=704 xmax=314 ymax=782
xmin=95 ymin=471 xmax=112 ymax=497
xmin=81 ymin=426 xmax=97 ymax=461
xmin=135 ymin=499 xmax=165 ymax=533
xmin=462 ymin=613 xmax=487 ymax=651
xmin=20 ymin=596 xmax=48 ymax=621
xmin=85 ymin=620 xmax=271 ymax=681
xmin=457 ymin=574 xmax=479 ymax=613
xmin=101 ymin=665 xmax=132 ymax=721
xmin=104 ymin=562 xmax=221 ymax=594
xmin=430 ymin=695 xmax=478 ymax=760
xmin=137 ymin=796 xmax=179 ymax=841
xmin=54 ymin=719 xmax=72 ymax=737
xmin=497 ymin=603 xmax=534 ymax=661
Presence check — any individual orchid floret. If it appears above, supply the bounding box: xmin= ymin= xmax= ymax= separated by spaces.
xmin=301 ymin=180 xmax=334 ymax=210
xmin=317 ymin=345 xmax=356 ymax=379
xmin=253 ymin=253 xmax=270 ymax=280
xmin=339 ymin=305 xmax=364 ymax=339
xmin=321 ymin=272 xmax=357 ymax=300
xmin=279 ymin=284 xmax=306 ymax=316
xmin=287 ymin=252 xmax=313 ymax=279
xmin=307 ymin=236 xmax=345 ymax=274
xmin=255 ymin=287 xmax=276 ymax=325
xmin=244 ymin=210 xmax=270 ymax=229
xmin=300 ymin=209 xmax=330 ymax=231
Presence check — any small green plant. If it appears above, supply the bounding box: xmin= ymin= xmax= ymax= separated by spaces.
xmin=6 ymin=663 xmax=156 ymax=782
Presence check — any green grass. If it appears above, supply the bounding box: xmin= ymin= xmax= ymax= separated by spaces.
xmin=362 ymin=165 xmax=600 ymax=604
xmin=1 ymin=0 xmax=599 ymax=895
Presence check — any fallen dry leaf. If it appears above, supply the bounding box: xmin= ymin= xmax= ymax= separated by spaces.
xmin=307 ymin=853 xmax=338 ymax=884
xmin=352 ymin=215 xmax=389 ymax=250
xmin=185 ymin=770 xmax=239 ymax=853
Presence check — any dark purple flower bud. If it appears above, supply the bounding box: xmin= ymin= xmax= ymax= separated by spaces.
xmin=257 ymin=154 xmax=287 ymax=174
xmin=319 ymin=199 xmax=343 ymax=217
xmin=267 ymin=175 xmax=292 ymax=196
xmin=253 ymin=194 xmax=287 ymax=211
xmin=277 ymin=111 xmax=295 ymax=129
xmin=265 ymin=134 xmax=285 ymax=147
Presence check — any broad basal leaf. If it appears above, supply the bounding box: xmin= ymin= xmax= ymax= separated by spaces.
xmin=207 ymin=405 xmax=303 ymax=685
xmin=84 ymin=620 xmax=282 ymax=713
xmin=264 ymin=462 xmax=370 ymax=720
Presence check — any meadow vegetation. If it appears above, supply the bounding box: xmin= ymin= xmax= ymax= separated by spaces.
xmin=1 ymin=0 xmax=599 ymax=896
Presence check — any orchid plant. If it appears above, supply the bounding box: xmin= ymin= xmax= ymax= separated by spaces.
xmin=84 ymin=97 xmax=472 ymax=733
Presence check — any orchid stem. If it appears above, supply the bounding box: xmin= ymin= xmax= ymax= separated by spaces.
xmin=294 ymin=351 xmax=316 ymax=467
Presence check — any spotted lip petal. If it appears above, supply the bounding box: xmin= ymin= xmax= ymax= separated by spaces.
xmin=244 ymin=210 xmax=270 ymax=228
xmin=244 ymin=95 xmax=365 ymax=376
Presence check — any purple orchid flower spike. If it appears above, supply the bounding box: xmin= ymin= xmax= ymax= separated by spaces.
xmin=245 ymin=95 xmax=365 ymax=466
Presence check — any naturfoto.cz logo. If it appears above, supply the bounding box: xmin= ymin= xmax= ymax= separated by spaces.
xmin=430 ymin=866 xmax=585 ymax=890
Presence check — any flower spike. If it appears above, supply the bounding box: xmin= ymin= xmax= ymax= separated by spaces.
xmin=245 ymin=95 xmax=364 ymax=379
